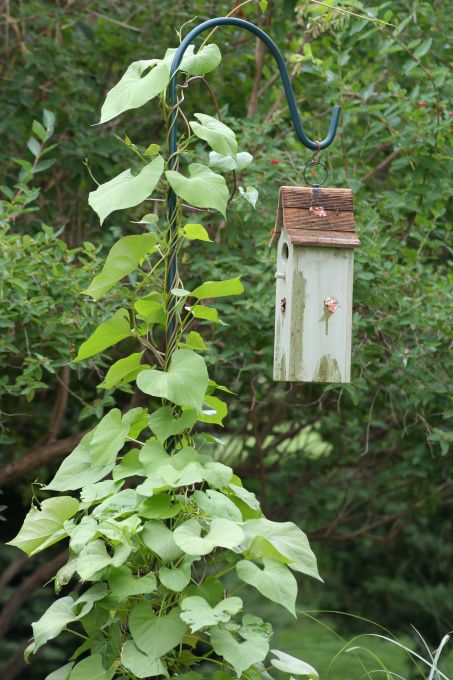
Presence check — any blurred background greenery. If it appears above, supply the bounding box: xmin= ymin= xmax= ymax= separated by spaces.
xmin=0 ymin=0 xmax=451 ymax=677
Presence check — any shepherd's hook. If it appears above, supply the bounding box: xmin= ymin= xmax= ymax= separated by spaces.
xmin=165 ymin=17 xmax=341 ymax=351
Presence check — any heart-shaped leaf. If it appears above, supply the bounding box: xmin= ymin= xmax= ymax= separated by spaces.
xmin=166 ymin=164 xmax=229 ymax=216
xmin=180 ymin=596 xmax=243 ymax=632
xmin=190 ymin=114 xmax=237 ymax=157
xmin=173 ymin=518 xmax=244 ymax=556
xmin=129 ymin=603 xmax=187 ymax=659
xmin=137 ymin=349 xmax=208 ymax=411
xmin=236 ymin=559 xmax=297 ymax=616
xmin=89 ymin=155 xmax=164 ymax=224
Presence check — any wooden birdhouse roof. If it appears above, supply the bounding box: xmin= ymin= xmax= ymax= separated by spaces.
xmin=272 ymin=186 xmax=360 ymax=248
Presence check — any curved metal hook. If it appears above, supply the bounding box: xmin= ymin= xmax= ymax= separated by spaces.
xmin=165 ymin=17 xmax=341 ymax=349
xmin=168 ymin=16 xmax=341 ymax=165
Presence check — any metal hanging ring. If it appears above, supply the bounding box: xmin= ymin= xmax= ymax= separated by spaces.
xmin=303 ymin=160 xmax=329 ymax=187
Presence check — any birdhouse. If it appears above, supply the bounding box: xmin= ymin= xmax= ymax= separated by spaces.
xmin=272 ymin=186 xmax=360 ymax=383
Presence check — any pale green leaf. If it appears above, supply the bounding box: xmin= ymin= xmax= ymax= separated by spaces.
xmin=89 ymin=155 xmax=164 ymax=224
xmin=159 ymin=555 xmax=194 ymax=592
xmin=210 ymin=617 xmax=270 ymax=678
xmin=83 ymin=234 xmax=157 ymax=300
xmin=173 ymin=518 xmax=244 ymax=556
xmin=228 ymin=483 xmax=261 ymax=511
xmin=75 ymin=308 xmax=131 ymax=361
xmin=100 ymin=61 xmax=170 ymax=123
xmin=67 ymin=516 xmax=98 ymax=554
xmin=69 ymin=653 xmax=114 ymax=680
xmin=109 ymin=565 xmax=157 ymax=598
xmin=180 ymin=596 xmax=242 ymax=632
xmin=121 ymin=640 xmax=168 ymax=678
xmin=191 ymin=276 xmax=244 ymax=299
xmin=89 ymin=408 xmax=129 ymax=468
xmin=190 ymin=113 xmax=237 ymax=157
xmin=193 ymin=489 xmax=242 ymax=522
xmin=137 ymin=349 xmax=208 ymax=411
xmin=31 ymin=597 xmax=77 ymax=653
xmin=112 ymin=449 xmax=144 ymax=481
xmin=138 ymin=441 xmax=169 ymax=475
xmin=242 ymin=519 xmax=320 ymax=580
xmin=166 ymin=163 xmax=229 ymax=216
xmin=190 ymin=304 xmax=222 ymax=323
xmin=148 ymin=406 xmax=198 ymax=442
xmin=99 ymin=352 xmax=144 ymax=390
xmin=209 ymin=151 xmax=253 ymax=172
xmin=236 ymin=559 xmax=297 ymax=616
xmin=198 ymin=394 xmax=228 ymax=425
xmin=129 ymin=603 xmax=187 ymax=658
xmin=45 ymin=662 xmax=74 ymax=680
xmin=77 ymin=540 xmax=112 ymax=581
xmin=178 ymin=43 xmax=221 ymax=75
xmin=123 ymin=406 xmax=149 ymax=439
xmin=270 ymin=650 xmax=318 ymax=678
xmin=141 ymin=520 xmax=183 ymax=563
xmin=238 ymin=186 xmax=259 ymax=208
xmin=7 ymin=496 xmax=79 ymax=556
xmin=180 ymin=223 xmax=212 ymax=241
xmin=45 ymin=431 xmax=113 ymax=492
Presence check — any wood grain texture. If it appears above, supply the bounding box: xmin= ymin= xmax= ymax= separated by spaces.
xmin=284 ymin=208 xmax=356 ymax=232
xmin=286 ymin=228 xmax=361 ymax=248
xmin=280 ymin=186 xmax=354 ymax=210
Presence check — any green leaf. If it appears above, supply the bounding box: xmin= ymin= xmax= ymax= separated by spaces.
xmin=112 ymin=449 xmax=144 ymax=481
xmin=129 ymin=603 xmax=187 ymax=659
xmin=236 ymin=559 xmax=297 ymax=616
xmin=100 ymin=60 xmax=170 ymax=123
xmin=7 ymin=496 xmax=79 ymax=556
xmin=180 ymin=596 xmax=242 ymax=632
xmin=190 ymin=304 xmax=222 ymax=323
xmin=99 ymin=352 xmax=145 ymax=390
xmin=140 ymin=494 xmax=182 ymax=520
xmin=184 ymin=575 xmax=224 ymax=607
xmin=109 ymin=565 xmax=157 ymax=597
xmin=144 ymin=143 xmax=160 ymax=157
xmin=27 ymin=137 xmax=41 ymax=157
xmin=228 ymin=483 xmax=261 ymax=512
xmin=134 ymin=292 xmax=166 ymax=324
xmin=137 ymin=349 xmax=208 ymax=411
xmin=83 ymin=234 xmax=157 ymax=300
xmin=159 ymin=555 xmax=194 ymax=592
xmin=31 ymin=597 xmax=77 ymax=653
xmin=89 ymin=155 xmax=164 ymax=224
xmin=191 ymin=276 xmax=244 ymax=300
xmin=89 ymin=408 xmax=129 ymax=467
xmin=190 ymin=114 xmax=238 ymax=157
xmin=180 ymin=223 xmax=212 ymax=242
xmin=209 ymin=151 xmax=253 ymax=173
xmin=166 ymin=163 xmax=229 ymax=216
xmin=32 ymin=119 xmax=47 ymax=142
xmin=210 ymin=616 xmax=270 ymax=678
xmin=238 ymin=186 xmax=259 ymax=208
xmin=141 ymin=520 xmax=183 ymax=563
xmin=75 ymin=308 xmax=131 ymax=361
xmin=199 ymin=394 xmax=228 ymax=425
xmin=173 ymin=518 xmax=244 ymax=556
xmin=270 ymin=650 xmax=318 ymax=678
xmin=193 ymin=489 xmax=242 ymax=522
xmin=177 ymin=43 xmax=222 ymax=75
xmin=45 ymin=431 xmax=112 ymax=492
xmin=77 ymin=540 xmax=112 ymax=581
xmin=179 ymin=330 xmax=207 ymax=351
xmin=413 ymin=37 xmax=432 ymax=59
xmin=121 ymin=640 xmax=168 ymax=678
xmin=69 ymin=654 xmax=114 ymax=680
xmin=242 ymin=519 xmax=320 ymax=580
xmin=45 ymin=662 xmax=74 ymax=680
xmin=148 ymin=406 xmax=198 ymax=442
xmin=67 ymin=516 xmax=98 ymax=553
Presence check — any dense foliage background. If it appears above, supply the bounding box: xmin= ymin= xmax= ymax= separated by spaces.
xmin=0 ymin=0 xmax=451 ymax=677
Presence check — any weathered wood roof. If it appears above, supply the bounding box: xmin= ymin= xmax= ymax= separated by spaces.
xmin=272 ymin=186 xmax=360 ymax=248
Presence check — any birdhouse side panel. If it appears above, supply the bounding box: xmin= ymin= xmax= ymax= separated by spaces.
xmin=273 ymin=233 xmax=293 ymax=380
xmin=297 ymin=246 xmax=353 ymax=383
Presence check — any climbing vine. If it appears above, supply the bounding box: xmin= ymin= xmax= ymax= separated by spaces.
xmin=9 ymin=20 xmax=320 ymax=680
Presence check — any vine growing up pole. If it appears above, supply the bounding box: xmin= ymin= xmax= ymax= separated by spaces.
xmin=7 ymin=12 xmax=339 ymax=679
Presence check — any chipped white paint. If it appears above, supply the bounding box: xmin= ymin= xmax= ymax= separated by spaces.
xmin=273 ymin=232 xmax=354 ymax=383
